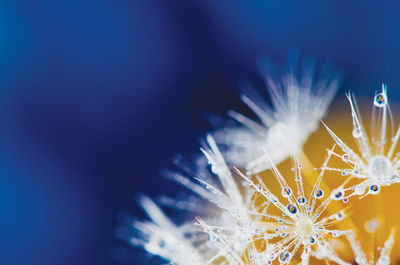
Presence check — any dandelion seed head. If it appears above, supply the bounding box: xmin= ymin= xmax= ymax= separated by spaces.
xmin=324 ymin=85 xmax=400 ymax=199
xmin=236 ymin=147 xmax=349 ymax=264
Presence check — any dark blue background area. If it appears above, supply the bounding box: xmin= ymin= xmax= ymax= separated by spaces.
xmin=1 ymin=1 xmax=400 ymax=264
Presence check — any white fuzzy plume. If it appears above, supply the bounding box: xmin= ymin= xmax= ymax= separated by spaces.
xmin=215 ymin=56 xmax=340 ymax=173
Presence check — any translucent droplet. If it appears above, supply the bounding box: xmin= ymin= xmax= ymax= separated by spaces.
xmin=281 ymin=187 xmax=292 ymax=198
xmin=374 ymin=93 xmax=387 ymax=108
xmin=352 ymin=128 xmax=362 ymax=138
xmin=315 ymin=189 xmax=324 ymax=199
xmin=342 ymin=154 xmax=350 ymax=162
xmin=310 ymin=237 xmax=316 ymax=244
xmin=297 ymin=196 xmax=306 ymax=205
xmin=369 ymin=184 xmax=380 ymax=195
xmin=331 ymin=188 xmax=344 ymax=200
xmin=249 ymin=252 xmax=255 ymax=260
xmin=286 ymin=204 xmax=298 ymax=215
xmin=279 ymin=251 xmax=290 ymax=264
xmin=335 ymin=211 xmax=345 ymax=220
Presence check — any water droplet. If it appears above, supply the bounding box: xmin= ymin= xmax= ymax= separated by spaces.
xmin=352 ymin=128 xmax=362 ymax=138
xmin=286 ymin=204 xmax=298 ymax=215
xmin=315 ymin=189 xmax=324 ymax=199
xmin=374 ymin=93 xmax=387 ymax=108
xmin=335 ymin=211 xmax=345 ymax=220
xmin=279 ymin=251 xmax=291 ymax=264
xmin=281 ymin=187 xmax=292 ymax=198
xmin=369 ymin=184 xmax=380 ymax=195
xmin=331 ymin=188 xmax=344 ymax=200
xmin=342 ymin=154 xmax=350 ymax=162
xmin=297 ymin=196 xmax=307 ymax=205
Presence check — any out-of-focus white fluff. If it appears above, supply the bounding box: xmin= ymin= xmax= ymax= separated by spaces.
xmin=215 ymin=56 xmax=340 ymax=173
xmin=126 ymin=135 xmax=261 ymax=264
xmin=128 ymin=196 xmax=205 ymax=265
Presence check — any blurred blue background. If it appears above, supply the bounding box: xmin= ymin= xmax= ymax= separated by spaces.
xmin=1 ymin=1 xmax=400 ymax=264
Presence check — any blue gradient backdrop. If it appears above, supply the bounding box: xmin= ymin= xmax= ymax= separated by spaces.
xmin=1 ymin=1 xmax=400 ymax=265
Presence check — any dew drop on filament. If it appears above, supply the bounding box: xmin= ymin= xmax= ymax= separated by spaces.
xmin=279 ymin=251 xmax=290 ymax=264
xmin=331 ymin=188 xmax=344 ymax=200
xmin=374 ymin=93 xmax=387 ymax=108
xmin=281 ymin=187 xmax=292 ymax=198
xmin=297 ymin=196 xmax=306 ymax=205
xmin=352 ymin=128 xmax=362 ymax=138
xmin=315 ymin=189 xmax=324 ymax=199
xmin=369 ymin=184 xmax=380 ymax=195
